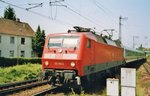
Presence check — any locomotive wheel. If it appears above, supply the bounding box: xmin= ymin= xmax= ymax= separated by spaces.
xmin=70 ymin=85 xmax=83 ymax=94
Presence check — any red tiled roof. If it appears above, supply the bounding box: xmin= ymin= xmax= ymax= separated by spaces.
xmin=0 ymin=18 xmax=35 ymax=37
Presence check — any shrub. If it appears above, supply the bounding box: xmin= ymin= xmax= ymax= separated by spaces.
xmin=24 ymin=72 xmax=37 ymax=80
xmin=0 ymin=57 xmax=41 ymax=67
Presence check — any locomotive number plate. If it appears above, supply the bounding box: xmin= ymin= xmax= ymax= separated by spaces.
xmin=54 ymin=62 xmax=64 ymax=66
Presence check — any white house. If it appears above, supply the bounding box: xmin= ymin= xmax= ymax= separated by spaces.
xmin=0 ymin=18 xmax=35 ymax=58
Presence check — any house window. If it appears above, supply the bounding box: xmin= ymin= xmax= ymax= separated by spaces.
xmin=0 ymin=36 xmax=1 ymax=43
xmin=0 ymin=50 xmax=1 ymax=57
xmin=21 ymin=38 xmax=25 ymax=44
xmin=9 ymin=50 xmax=14 ymax=57
xmin=10 ymin=37 xmax=15 ymax=44
xmin=21 ymin=51 xmax=25 ymax=57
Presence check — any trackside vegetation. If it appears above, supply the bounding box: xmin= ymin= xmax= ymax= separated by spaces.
xmin=136 ymin=68 xmax=145 ymax=96
xmin=0 ymin=63 xmax=42 ymax=84
xmin=0 ymin=57 xmax=41 ymax=67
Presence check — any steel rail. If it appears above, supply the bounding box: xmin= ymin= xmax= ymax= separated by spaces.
xmin=143 ymin=62 xmax=150 ymax=76
xmin=0 ymin=80 xmax=48 ymax=95
xmin=33 ymin=86 xmax=63 ymax=96
xmin=0 ymin=79 xmax=38 ymax=89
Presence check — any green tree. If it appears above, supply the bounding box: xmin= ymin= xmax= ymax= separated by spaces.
xmin=3 ymin=6 xmax=16 ymax=20
xmin=32 ymin=25 xmax=46 ymax=57
xmin=137 ymin=44 xmax=144 ymax=51
xmin=41 ymin=30 xmax=46 ymax=49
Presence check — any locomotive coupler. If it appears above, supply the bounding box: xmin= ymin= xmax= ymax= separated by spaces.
xmin=75 ymin=76 xmax=81 ymax=85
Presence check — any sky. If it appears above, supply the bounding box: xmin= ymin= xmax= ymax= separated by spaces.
xmin=0 ymin=0 xmax=150 ymax=48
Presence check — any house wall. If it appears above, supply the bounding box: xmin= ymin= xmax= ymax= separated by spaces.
xmin=0 ymin=34 xmax=33 ymax=58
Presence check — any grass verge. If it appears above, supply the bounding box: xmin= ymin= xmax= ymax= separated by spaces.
xmin=0 ymin=63 xmax=42 ymax=84
xmin=136 ymin=67 xmax=145 ymax=96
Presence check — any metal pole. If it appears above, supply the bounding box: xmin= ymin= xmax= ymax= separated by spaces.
xmin=119 ymin=16 xmax=122 ymax=43
xmin=144 ymin=36 xmax=148 ymax=48
xmin=133 ymin=36 xmax=135 ymax=48
xmin=133 ymin=36 xmax=139 ymax=49
xmin=119 ymin=16 xmax=128 ymax=44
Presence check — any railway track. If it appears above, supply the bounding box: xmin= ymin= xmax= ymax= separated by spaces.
xmin=143 ymin=62 xmax=150 ymax=75
xmin=0 ymin=79 xmax=48 ymax=95
xmin=33 ymin=85 xmax=71 ymax=96
xmin=33 ymin=86 xmax=59 ymax=96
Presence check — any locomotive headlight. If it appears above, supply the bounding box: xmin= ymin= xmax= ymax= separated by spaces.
xmin=58 ymin=49 xmax=63 ymax=53
xmin=70 ymin=62 xmax=75 ymax=67
xmin=45 ymin=61 xmax=49 ymax=66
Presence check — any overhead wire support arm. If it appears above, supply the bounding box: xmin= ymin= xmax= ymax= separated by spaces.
xmin=49 ymin=0 xmax=64 ymax=4
xmin=0 ymin=0 xmax=50 ymax=18
xmin=49 ymin=4 xmax=67 ymax=7
xmin=0 ymin=0 xmax=73 ymax=28
xmin=49 ymin=0 xmax=66 ymax=7
xmin=26 ymin=3 xmax=43 ymax=10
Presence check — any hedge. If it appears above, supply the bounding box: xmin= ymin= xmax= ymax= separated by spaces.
xmin=0 ymin=57 xmax=41 ymax=67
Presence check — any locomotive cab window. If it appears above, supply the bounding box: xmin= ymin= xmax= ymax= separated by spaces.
xmin=63 ymin=37 xmax=79 ymax=48
xmin=87 ymin=39 xmax=91 ymax=48
xmin=48 ymin=36 xmax=79 ymax=48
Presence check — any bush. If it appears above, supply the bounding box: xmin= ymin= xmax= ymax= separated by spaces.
xmin=0 ymin=57 xmax=41 ymax=67
xmin=24 ymin=72 xmax=37 ymax=80
xmin=0 ymin=64 xmax=41 ymax=84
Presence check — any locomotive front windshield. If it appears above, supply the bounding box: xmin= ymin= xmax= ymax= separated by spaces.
xmin=48 ymin=36 xmax=80 ymax=48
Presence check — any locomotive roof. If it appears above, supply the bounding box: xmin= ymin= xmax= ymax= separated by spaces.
xmin=70 ymin=26 xmax=121 ymax=47
xmin=85 ymin=32 xmax=121 ymax=47
xmin=47 ymin=26 xmax=122 ymax=47
xmin=47 ymin=31 xmax=121 ymax=48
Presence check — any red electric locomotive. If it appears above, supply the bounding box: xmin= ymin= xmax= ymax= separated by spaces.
xmin=42 ymin=26 xmax=125 ymax=86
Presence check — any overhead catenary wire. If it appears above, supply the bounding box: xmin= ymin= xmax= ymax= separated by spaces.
xmin=26 ymin=3 xmax=43 ymax=10
xmin=92 ymin=0 xmax=108 ymax=15
xmin=91 ymin=0 xmax=118 ymax=25
xmin=92 ymin=0 xmax=114 ymax=15
xmin=0 ymin=0 xmax=107 ymax=31
xmin=60 ymin=2 xmax=105 ymax=29
xmin=62 ymin=1 xmax=106 ymax=29
xmin=0 ymin=0 xmax=50 ymax=19
xmin=0 ymin=0 xmax=73 ymax=28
